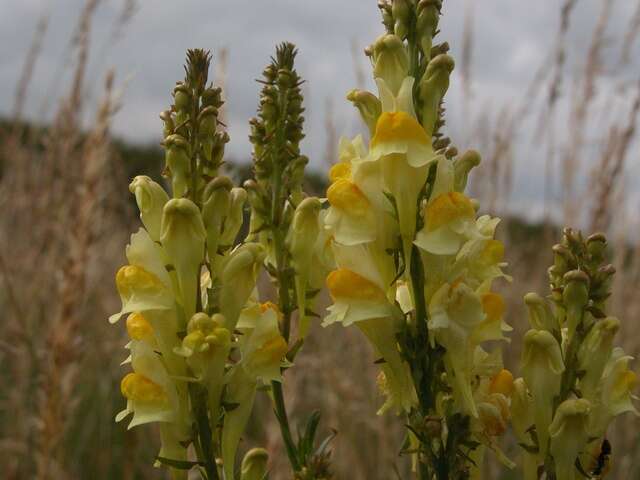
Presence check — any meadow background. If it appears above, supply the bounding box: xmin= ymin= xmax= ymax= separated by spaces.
xmin=1 ymin=0 xmax=639 ymax=478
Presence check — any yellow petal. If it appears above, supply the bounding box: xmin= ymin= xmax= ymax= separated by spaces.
xmin=490 ymin=369 xmax=514 ymax=397
xmin=326 ymin=268 xmax=386 ymax=302
xmin=126 ymin=312 xmax=154 ymax=341
xmin=329 ymin=162 xmax=352 ymax=183
xmin=425 ymin=192 xmax=475 ymax=232
xmin=116 ymin=265 xmax=165 ymax=300
xmin=120 ymin=372 xmax=167 ymax=404
xmin=371 ymin=111 xmax=429 ymax=148
xmin=327 ymin=178 xmax=371 ymax=216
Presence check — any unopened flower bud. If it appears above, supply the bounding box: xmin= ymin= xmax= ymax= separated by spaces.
xmin=549 ymin=398 xmax=592 ymax=480
xmin=510 ymin=378 xmax=532 ymax=443
xmin=586 ymin=232 xmax=607 ymax=263
xmin=372 ymin=34 xmax=409 ymax=95
xmin=240 ymin=448 xmax=269 ymax=480
xmin=159 ymin=110 xmax=174 ymax=139
xmin=198 ymin=105 xmax=218 ymax=138
xmin=417 ymin=0 xmax=442 ymax=56
xmin=160 ymin=198 xmax=206 ymax=322
xmin=220 ymin=243 xmax=265 ymax=330
xmin=219 ymin=187 xmax=247 ymax=247
xmin=521 ymin=329 xmax=564 ymax=456
xmin=392 ymin=0 xmax=411 ymax=39
xmin=346 ymin=89 xmax=382 ymax=135
xmin=173 ymin=84 xmax=191 ymax=112
xmin=202 ymin=86 xmax=223 ymax=108
xmin=524 ymin=292 xmax=558 ymax=332
xmin=453 ymin=150 xmax=481 ymax=192
xmin=202 ymin=176 xmax=233 ymax=261
xmin=562 ymin=270 xmax=589 ymax=339
xmin=129 ymin=176 xmax=170 ymax=242
xmin=552 ymin=244 xmax=573 ymax=275
xmin=164 ymin=134 xmax=191 ymax=198
xmin=418 ymin=54 xmax=454 ymax=138
xmin=287 ymin=197 xmax=323 ymax=337
xmin=579 ymin=316 xmax=620 ymax=398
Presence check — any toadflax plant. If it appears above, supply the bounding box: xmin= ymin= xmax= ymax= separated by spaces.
xmin=110 ymin=47 xmax=333 ymax=480
xmin=322 ymin=1 xmax=514 ymax=478
xmin=514 ymin=229 xmax=638 ymax=480
xmin=111 ymin=50 xmax=283 ymax=480
xmin=107 ymin=2 xmax=639 ymax=479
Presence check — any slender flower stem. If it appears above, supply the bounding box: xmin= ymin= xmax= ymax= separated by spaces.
xmin=272 ymin=380 xmax=301 ymax=471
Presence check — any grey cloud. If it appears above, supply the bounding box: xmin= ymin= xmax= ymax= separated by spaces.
xmin=1 ymin=0 xmax=638 ymax=223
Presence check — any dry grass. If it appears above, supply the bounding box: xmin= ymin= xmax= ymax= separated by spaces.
xmin=1 ymin=1 xmax=639 ymax=479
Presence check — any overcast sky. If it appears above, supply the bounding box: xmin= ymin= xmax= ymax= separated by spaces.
xmin=1 ymin=0 xmax=639 ymax=222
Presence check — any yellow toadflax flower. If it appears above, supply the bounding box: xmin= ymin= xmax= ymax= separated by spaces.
xmin=428 ymin=281 xmax=486 ymax=417
xmin=110 ymin=228 xmax=174 ymax=324
xmin=324 ymin=268 xmax=416 ymax=414
xmin=549 ymin=398 xmax=592 ymax=480
xmin=521 ymin=329 xmax=565 ymax=457
xmin=237 ymin=302 xmax=289 ymax=383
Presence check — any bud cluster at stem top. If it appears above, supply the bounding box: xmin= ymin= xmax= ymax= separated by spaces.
xmin=249 ymin=42 xmax=307 ymax=191
xmin=160 ymin=48 xmax=230 ymax=202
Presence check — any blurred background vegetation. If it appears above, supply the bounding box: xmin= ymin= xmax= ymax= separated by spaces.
xmin=1 ymin=0 xmax=640 ymax=479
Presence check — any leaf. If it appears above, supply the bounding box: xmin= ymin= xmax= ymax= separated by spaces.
xmin=286 ymin=338 xmax=304 ymax=362
xmin=222 ymin=401 xmax=240 ymax=412
xmin=517 ymin=442 xmax=539 ymax=454
xmin=156 ymin=457 xmax=204 ymax=470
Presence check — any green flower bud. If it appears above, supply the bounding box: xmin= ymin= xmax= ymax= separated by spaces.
xmin=586 ymin=232 xmax=607 ymax=264
xmin=287 ymin=197 xmax=323 ymax=337
xmin=202 ymin=86 xmax=223 ymax=108
xmin=219 ymin=187 xmax=248 ymax=247
xmin=453 ymin=150 xmax=481 ymax=192
xmin=579 ymin=316 xmax=620 ymax=399
xmin=240 ymin=448 xmax=269 ymax=480
xmin=199 ymin=106 xmax=218 ymax=130
xmin=160 ymin=198 xmax=206 ymax=322
xmin=417 ymin=0 xmax=442 ymax=57
xmin=372 ymin=34 xmax=409 ymax=95
xmin=346 ymin=89 xmax=382 ymax=135
xmin=524 ymin=292 xmax=558 ymax=333
xmin=562 ymin=270 xmax=589 ymax=339
xmin=549 ymin=398 xmax=591 ymax=480
xmin=521 ymin=329 xmax=564 ymax=457
xmin=552 ymin=244 xmax=573 ymax=276
xmin=164 ymin=134 xmax=191 ymax=198
xmin=590 ymin=264 xmax=615 ymax=307
xmin=222 ymin=368 xmax=258 ymax=480
xmin=129 ymin=176 xmax=170 ymax=242
xmin=159 ymin=110 xmax=174 ymax=139
xmin=209 ymin=131 xmax=230 ymax=175
xmin=243 ymin=179 xmax=269 ymax=243
xmin=286 ymin=155 xmax=308 ymax=204
xmin=202 ymin=176 xmax=233 ymax=261
xmin=392 ymin=0 xmax=411 ymax=39
xmin=510 ymin=378 xmax=532 ymax=443
xmin=220 ymin=243 xmax=265 ymax=330
xmin=173 ymin=84 xmax=191 ymax=112
xmin=418 ymin=54 xmax=454 ymax=138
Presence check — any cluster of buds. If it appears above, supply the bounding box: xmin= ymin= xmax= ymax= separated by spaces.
xmin=323 ymin=1 xmax=513 ymax=477
xmin=246 ymin=42 xmax=333 ymax=340
xmin=110 ymin=50 xmax=286 ymax=480
xmin=160 ymin=49 xmax=229 ymax=200
xmin=514 ymin=229 xmax=638 ymax=480
xmin=245 ymin=43 xmax=335 ymax=477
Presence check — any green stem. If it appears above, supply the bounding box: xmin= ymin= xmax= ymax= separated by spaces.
xmin=190 ymin=383 xmax=220 ymax=480
xmin=272 ymin=380 xmax=301 ymax=471
xmin=262 ymin=76 xmax=303 ymax=475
